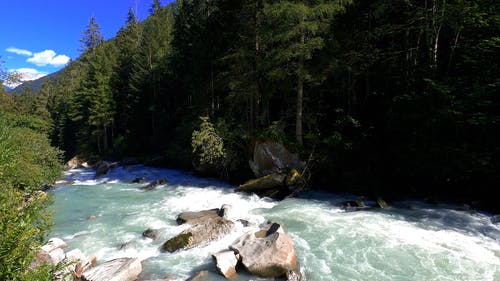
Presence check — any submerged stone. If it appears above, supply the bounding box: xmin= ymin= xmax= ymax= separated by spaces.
xmin=142 ymin=228 xmax=160 ymax=240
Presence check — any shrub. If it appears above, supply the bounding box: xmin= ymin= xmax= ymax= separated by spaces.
xmin=0 ymin=112 xmax=61 ymax=280
xmin=191 ymin=116 xmax=226 ymax=175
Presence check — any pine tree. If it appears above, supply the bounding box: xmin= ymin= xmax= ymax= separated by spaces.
xmin=80 ymin=16 xmax=104 ymax=53
xmin=130 ymin=5 xmax=174 ymax=142
xmin=264 ymin=0 xmax=352 ymax=144
xmin=113 ymin=8 xmax=142 ymax=140
xmin=71 ymin=17 xmax=116 ymax=154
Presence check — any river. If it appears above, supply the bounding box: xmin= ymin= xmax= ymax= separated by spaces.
xmin=50 ymin=165 xmax=500 ymax=280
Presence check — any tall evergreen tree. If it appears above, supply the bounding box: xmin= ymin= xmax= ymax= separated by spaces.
xmin=80 ymin=16 xmax=104 ymax=53
xmin=264 ymin=0 xmax=352 ymax=144
xmin=113 ymin=8 xmax=142 ymax=142
xmin=71 ymin=17 xmax=116 ymax=154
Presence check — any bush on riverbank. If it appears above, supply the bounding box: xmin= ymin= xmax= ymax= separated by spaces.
xmin=0 ymin=110 xmax=62 ymax=280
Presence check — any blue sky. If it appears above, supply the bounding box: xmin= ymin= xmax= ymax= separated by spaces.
xmin=1 ymin=0 xmax=172 ymax=87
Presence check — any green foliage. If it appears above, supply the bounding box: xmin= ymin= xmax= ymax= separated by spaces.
xmin=0 ymin=188 xmax=54 ymax=281
xmin=0 ymin=114 xmax=62 ymax=190
xmin=0 ymin=110 xmax=60 ymax=279
xmin=191 ymin=116 xmax=226 ymax=172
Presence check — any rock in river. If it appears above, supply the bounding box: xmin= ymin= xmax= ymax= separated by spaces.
xmin=142 ymin=228 xmax=160 ymax=240
xmin=141 ymin=178 xmax=168 ymax=191
xmin=230 ymin=223 xmax=298 ymax=278
xmin=176 ymin=205 xmax=229 ymax=225
xmin=212 ymin=250 xmax=239 ymax=279
xmin=82 ymin=258 xmax=142 ymax=281
xmin=162 ymin=217 xmax=234 ymax=252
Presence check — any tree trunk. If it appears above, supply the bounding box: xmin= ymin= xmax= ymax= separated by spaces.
xmin=296 ymin=33 xmax=305 ymax=146
xmin=103 ymin=125 xmax=108 ymax=151
xmin=253 ymin=0 xmax=263 ymax=130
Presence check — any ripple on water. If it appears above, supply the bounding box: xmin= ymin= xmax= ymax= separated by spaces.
xmin=51 ymin=166 xmax=500 ymax=281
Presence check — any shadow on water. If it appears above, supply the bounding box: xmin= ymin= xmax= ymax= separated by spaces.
xmin=297 ymin=191 xmax=500 ymax=243
xmin=63 ymin=164 xmax=232 ymax=190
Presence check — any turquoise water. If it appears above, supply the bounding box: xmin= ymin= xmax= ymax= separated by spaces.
xmin=51 ymin=165 xmax=500 ymax=280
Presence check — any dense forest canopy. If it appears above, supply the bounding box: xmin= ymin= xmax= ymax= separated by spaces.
xmin=8 ymin=0 xmax=500 ymax=211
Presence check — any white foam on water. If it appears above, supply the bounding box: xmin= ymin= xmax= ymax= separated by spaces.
xmin=51 ymin=166 xmax=500 ymax=281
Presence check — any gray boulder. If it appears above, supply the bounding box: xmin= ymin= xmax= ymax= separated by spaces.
xmin=249 ymin=140 xmax=305 ymax=177
xmin=95 ymin=161 xmax=118 ymax=178
xmin=237 ymin=173 xmax=286 ymax=192
xmin=176 ymin=207 xmax=226 ymax=225
xmin=64 ymin=248 xmax=96 ymax=279
xmin=162 ymin=217 xmax=234 ymax=252
xmin=230 ymin=223 xmax=298 ymax=278
xmin=212 ymin=250 xmax=239 ymax=279
xmin=64 ymin=156 xmax=83 ymax=171
xmin=82 ymin=258 xmax=142 ymax=281
xmin=41 ymin=237 xmax=67 ymax=253
xmin=237 ymin=169 xmax=305 ymax=199
xmin=48 ymin=248 xmax=65 ymax=265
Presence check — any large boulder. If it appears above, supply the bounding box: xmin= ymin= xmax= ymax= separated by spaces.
xmin=237 ymin=173 xmax=286 ymax=192
xmin=230 ymin=223 xmax=298 ymax=278
xmin=63 ymin=248 xmax=96 ymax=279
xmin=82 ymin=258 xmax=142 ymax=281
xmin=176 ymin=207 xmax=227 ymax=225
xmin=64 ymin=156 xmax=83 ymax=171
xmin=95 ymin=161 xmax=118 ymax=178
xmin=249 ymin=140 xmax=305 ymax=177
xmin=212 ymin=250 xmax=238 ymax=279
xmin=41 ymin=237 xmax=67 ymax=253
xmin=162 ymin=217 xmax=234 ymax=253
xmin=48 ymin=248 xmax=65 ymax=265
xmin=237 ymin=169 xmax=304 ymax=199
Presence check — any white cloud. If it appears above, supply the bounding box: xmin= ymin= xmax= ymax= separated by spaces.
xmin=27 ymin=50 xmax=70 ymax=67
xmin=4 ymin=68 xmax=47 ymax=88
xmin=51 ymin=54 xmax=71 ymax=66
xmin=6 ymin=47 xmax=33 ymax=56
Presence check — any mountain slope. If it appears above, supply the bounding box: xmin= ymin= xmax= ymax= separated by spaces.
xmin=10 ymin=69 xmax=63 ymax=94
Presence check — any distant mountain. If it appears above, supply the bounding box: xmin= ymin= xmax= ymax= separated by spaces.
xmin=10 ymin=69 xmax=62 ymax=94
xmin=4 ymin=85 xmax=14 ymax=92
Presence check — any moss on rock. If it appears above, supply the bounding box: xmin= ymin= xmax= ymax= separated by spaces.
xmin=162 ymin=233 xmax=193 ymax=253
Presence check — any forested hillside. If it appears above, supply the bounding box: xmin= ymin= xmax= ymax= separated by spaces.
xmin=18 ymin=0 xmax=500 ymax=210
